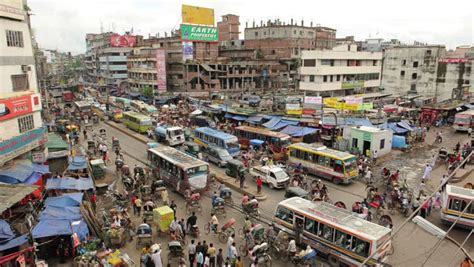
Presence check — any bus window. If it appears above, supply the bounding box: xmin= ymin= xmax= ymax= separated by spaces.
xmin=275 ymin=206 xmax=294 ymax=224
xmin=335 ymin=230 xmax=352 ymax=250
xmin=352 ymin=237 xmax=370 ymax=257
xmin=335 ymin=163 xmax=344 ymax=173
xmin=304 ymin=217 xmax=318 ymax=235
xmin=290 ymin=149 xmax=297 ymax=157
xmin=312 ymin=154 xmax=319 ymax=164
xmin=449 ymin=198 xmax=468 ymax=212
xmin=320 ymin=223 xmax=334 ymax=242
xmin=318 ymin=156 xmax=326 ymax=166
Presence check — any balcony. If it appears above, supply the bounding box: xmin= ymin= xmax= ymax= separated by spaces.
xmin=99 ymin=56 xmax=128 ymax=62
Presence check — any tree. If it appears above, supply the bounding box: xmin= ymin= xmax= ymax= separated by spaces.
xmin=142 ymin=86 xmax=154 ymax=99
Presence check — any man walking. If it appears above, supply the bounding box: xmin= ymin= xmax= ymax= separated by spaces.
xmin=188 ymin=240 xmax=197 ymax=267
xmin=239 ymin=171 xmax=245 ymax=189
xmin=256 ymin=176 xmax=263 ymax=194
xmin=422 ymin=164 xmax=432 ymax=181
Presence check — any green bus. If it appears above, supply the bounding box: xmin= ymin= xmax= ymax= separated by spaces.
xmin=122 ymin=111 xmax=153 ymax=133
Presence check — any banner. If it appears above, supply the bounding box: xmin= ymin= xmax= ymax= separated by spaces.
xmin=110 ymin=34 xmax=137 ymax=47
xmin=286 ymin=104 xmax=303 ymax=115
xmin=182 ymin=4 xmax=215 ymax=25
xmin=156 ymin=50 xmax=167 ymax=93
xmin=0 ymin=127 xmax=47 ymax=163
xmin=341 ymin=80 xmax=364 ymax=89
xmin=181 ymin=25 xmax=218 ymax=42
xmin=0 ymin=95 xmax=33 ymax=122
xmin=304 ymin=96 xmax=322 ymax=104
xmin=182 ymin=42 xmax=194 ymax=61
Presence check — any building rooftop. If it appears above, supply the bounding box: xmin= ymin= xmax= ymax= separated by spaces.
xmin=352 ymin=125 xmax=388 ymax=133
xmin=0 ymin=183 xmax=38 ymax=214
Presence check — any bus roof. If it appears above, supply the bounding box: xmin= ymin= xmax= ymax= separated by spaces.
xmin=123 ymin=111 xmax=151 ymax=120
xmin=148 ymin=146 xmax=208 ymax=169
xmin=455 ymin=109 xmax=474 ymax=116
xmin=195 ymin=127 xmax=237 ymax=140
xmin=236 ymin=125 xmax=291 ymax=139
xmin=446 ymin=185 xmax=474 ymax=200
xmin=279 ymin=197 xmax=391 ymax=240
xmin=289 ymin=142 xmax=356 ymax=160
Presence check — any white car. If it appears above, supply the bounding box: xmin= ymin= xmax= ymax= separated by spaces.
xmin=249 ymin=165 xmax=290 ymax=189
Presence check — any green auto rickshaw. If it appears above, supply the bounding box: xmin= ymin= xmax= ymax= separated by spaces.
xmin=183 ymin=141 xmax=201 ymax=159
xmin=225 ymin=159 xmax=247 ymax=178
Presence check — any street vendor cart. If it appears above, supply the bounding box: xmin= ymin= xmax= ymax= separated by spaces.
xmin=153 ymin=206 xmax=174 ymax=236
xmin=107 ymin=228 xmax=128 ymax=248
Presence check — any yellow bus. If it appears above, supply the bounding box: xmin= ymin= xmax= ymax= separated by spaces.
xmin=273 ymin=197 xmax=392 ymax=267
xmin=287 ymin=142 xmax=358 ymax=184
xmin=122 ymin=111 xmax=153 ymax=134
xmin=441 ymin=185 xmax=473 ymax=229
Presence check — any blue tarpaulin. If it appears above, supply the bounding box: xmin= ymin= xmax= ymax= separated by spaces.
xmin=224 ymin=113 xmax=233 ymax=119
xmin=345 ymin=118 xmax=374 ymax=127
xmin=46 ymin=177 xmax=94 ymax=191
xmin=250 ymin=139 xmax=264 ymax=146
xmin=262 ymin=117 xmax=282 ymax=128
xmin=388 ymin=123 xmax=409 ymax=134
xmin=0 ymin=220 xmax=28 ymax=251
xmin=24 ymin=172 xmax=42 ymax=185
xmin=232 ymin=115 xmax=248 ymax=121
xmin=32 ymin=164 xmax=50 ymax=174
xmin=32 ymin=219 xmax=75 ymax=238
xmin=392 ymin=135 xmax=407 ymax=148
xmin=0 ymin=160 xmax=35 ymax=184
xmin=397 ymin=120 xmax=414 ymax=132
xmin=67 ymin=156 xmax=88 ymax=171
xmin=44 ymin=193 xmax=83 ymax=207
xmin=40 ymin=206 xmax=82 ymax=220
xmin=280 ymin=125 xmax=319 ymax=137
xmin=245 ymin=116 xmax=263 ymax=123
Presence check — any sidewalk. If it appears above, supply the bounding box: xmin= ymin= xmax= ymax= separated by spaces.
xmin=103 ymin=121 xmax=268 ymax=200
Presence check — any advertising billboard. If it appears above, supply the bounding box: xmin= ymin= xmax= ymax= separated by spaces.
xmin=303 ymin=96 xmax=322 ymax=115
xmin=0 ymin=127 xmax=47 ymax=163
xmin=0 ymin=95 xmax=33 ymax=122
xmin=182 ymin=42 xmax=194 ymax=61
xmin=181 ymin=25 xmax=218 ymax=42
xmin=110 ymin=34 xmax=137 ymax=47
xmin=341 ymin=80 xmax=364 ymax=90
xmin=182 ymin=4 xmax=215 ymax=25
xmin=156 ymin=50 xmax=167 ymax=93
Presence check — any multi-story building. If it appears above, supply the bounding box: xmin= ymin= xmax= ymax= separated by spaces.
xmin=435 ymin=46 xmax=473 ymax=101
xmin=0 ymin=0 xmax=46 ymax=165
xmin=299 ymin=44 xmax=382 ymax=96
xmin=99 ymin=47 xmax=132 ymax=85
xmin=381 ymin=45 xmax=447 ymax=100
xmin=217 ymin=14 xmax=240 ymax=44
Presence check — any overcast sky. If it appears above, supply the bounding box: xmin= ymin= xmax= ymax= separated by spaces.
xmin=29 ymin=0 xmax=473 ymax=55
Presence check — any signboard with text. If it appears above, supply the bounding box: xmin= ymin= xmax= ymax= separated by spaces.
xmin=181 ymin=25 xmax=219 ymax=42
xmin=156 ymin=50 xmax=167 ymax=93
xmin=182 ymin=4 xmax=215 ymax=25
xmin=182 ymin=42 xmax=194 ymax=61
xmin=0 ymin=95 xmax=33 ymax=122
xmin=0 ymin=127 xmax=47 ymax=163
xmin=341 ymin=80 xmax=364 ymax=89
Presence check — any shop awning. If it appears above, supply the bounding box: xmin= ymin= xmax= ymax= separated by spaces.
xmin=39 ymin=206 xmax=82 ymax=221
xmin=67 ymin=156 xmax=88 ymax=171
xmin=262 ymin=117 xmax=282 ymax=128
xmin=345 ymin=118 xmax=374 ymax=127
xmin=0 ymin=235 xmax=28 ymax=252
xmin=397 ymin=120 xmax=414 ymax=131
xmin=232 ymin=115 xmax=248 ymax=121
xmin=388 ymin=123 xmax=409 ymax=134
xmin=245 ymin=116 xmax=264 ymax=124
xmin=280 ymin=125 xmax=319 ymax=137
xmin=269 ymin=120 xmax=299 ymax=130
xmin=224 ymin=113 xmax=233 ymax=119
xmin=46 ymin=177 xmax=94 ymax=191
xmin=0 ymin=184 xmax=38 ymax=214
xmin=44 ymin=193 xmax=83 ymax=207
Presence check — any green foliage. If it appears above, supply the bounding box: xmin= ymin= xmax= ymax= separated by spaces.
xmin=142 ymin=86 xmax=154 ymax=98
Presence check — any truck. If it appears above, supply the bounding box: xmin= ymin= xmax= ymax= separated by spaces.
xmin=154 ymin=125 xmax=185 ymax=146
xmin=249 ymin=165 xmax=290 ymax=189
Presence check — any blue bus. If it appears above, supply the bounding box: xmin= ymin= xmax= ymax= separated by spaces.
xmin=194 ymin=127 xmax=240 ymax=157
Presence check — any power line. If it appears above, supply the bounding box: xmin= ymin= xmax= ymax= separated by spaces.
xmin=447 ymin=229 xmax=473 ymax=267
xmin=360 ymin=151 xmax=473 ymax=266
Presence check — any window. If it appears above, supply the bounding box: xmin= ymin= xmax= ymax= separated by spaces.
xmin=320 ymin=223 xmax=334 ymax=242
xmin=300 ymin=31 xmax=303 ymax=35
xmin=294 ymin=30 xmax=296 ymax=34
xmin=6 ymin=30 xmax=24 ymax=47
xmin=410 ymin=84 xmax=417 ymax=91
xmin=336 ymin=75 xmax=341 ymax=81
xmin=304 ymin=218 xmax=318 ymax=235
xmin=323 ymin=75 xmax=327 ymax=82
xmin=400 ymin=70 xmax=405 ymax=77
xmin=18 ymin=115 xmax=34 ymax=133
xmin=11 ymin=74 xmax=29 ymax=92
xmin=321 ymin=59 xmax=334 ymax=66
xmin=303 ymin=59 xmax=316 ymax=67
xmin=330 ymin=75 xmax=333 ymax=82
xmin=413 ymin=61 xmax=419 ymax=68
xmin=380 ymin=139 xmax=385 ymax=149
xmin=352 ymin=138 xmax=358 ymax=148
xmin=255 ymin=32 xmax=258 ymax=37
xmin=275 ymin=206 xmax=294 ymax=224
xmin=309 ymin=75 xmax=315 ymax=82
xmin=412 ymin=73 xmax=418 ymax=79
xmin=263 ymin=31 xmax=266 ymax=36
xmin=351 ymin=237 xmax=370 ymax=257
xmin=402 ymin=60 xmax=406 ymax=66
xmin=426 ymin=50 xmax=432 ymax=56
xmin=373 ymin=60 xmax=377 ymax=66
xmin=335 ymin=230 xmax=352 ymax=250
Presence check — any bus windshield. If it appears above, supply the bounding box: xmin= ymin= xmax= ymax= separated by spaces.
xmin=455 ymin=116 xmax=471 ymax=124
xmin=171 ymin=129 xmax=184 ymax=136
xmin=140 ymin=118 xmax=153 ymax=126
xmin=186 ymin=165 xmax=208 ymax=190
xmin=225 ymin=138 xmax=240 ymax=149
xmin=344 ymin=158 xmax=357 ymax=173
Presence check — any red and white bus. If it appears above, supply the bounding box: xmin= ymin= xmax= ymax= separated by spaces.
xmin=234 ymin=126 xmax=291 ymax=160
xmin=453 ymin=109 xmax=474 ymax=132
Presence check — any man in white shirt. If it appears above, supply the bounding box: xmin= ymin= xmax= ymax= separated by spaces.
xmin=422 ymin=164 xmax=432 ymax=181
xmin=150 ymin=247 xmax=163 ymax=267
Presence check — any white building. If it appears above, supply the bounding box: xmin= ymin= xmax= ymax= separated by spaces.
xmin=381 ymin=45 xmax=447 ymax=100
xmin=0 ymin=0 xmax=45 ymax=165
xmin=98 ymin=47 xmax=132 ymax=85
xmin=299 ymin=44 xmax=382 ymax=97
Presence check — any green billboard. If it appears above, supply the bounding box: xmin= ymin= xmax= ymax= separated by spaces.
xmin=341 ymin=80 xmax=364 ymax=89
xmin=181 ymin=24 xmax=219 ymax=42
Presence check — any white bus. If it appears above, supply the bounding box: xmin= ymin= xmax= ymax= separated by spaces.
xmin=273 ymin=197 xmax=392 ymax=267
xmin=148 ymin=146 xmax=209 ymax=194
xmin=441 ymin=185 xmax=474 ymax=229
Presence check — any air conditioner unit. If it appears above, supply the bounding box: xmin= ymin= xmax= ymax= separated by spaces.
xmin=21 ymin=65 xmax=31 ymax=73
xmin=412 ymin=215 xmax=446 ymax=239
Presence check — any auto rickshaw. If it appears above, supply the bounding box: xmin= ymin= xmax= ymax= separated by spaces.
xmin=112 ymin=138 xmax=120 ymax=151
xmin=285 ymin=187 xmax=310 ymax=199
xmin=99 ymin=128 xmax=107 ymax=139
xmin=183 ymin=141 xmax=201 ymax=159
xmin=225 ymin=159 xmax=247 ymax=178
xmin=87 ymin=140 xmax=96 ymax=155
xmin=90 ymin=159 xmax=106 ymax=179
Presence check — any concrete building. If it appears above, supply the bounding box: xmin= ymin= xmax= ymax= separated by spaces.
xmin=436 ymin=46 xmax=473 ymax=101
xmin=381 ymin=45 xmax=447 ymax=100
xmin=218 ymin=14 xmax=240 ymax=44
xmin=99 ymin=47 xmax=132 ymax=85
xmin=0 ymin=0 xmax=46 ymax=165
xmin=299 ymin=44 xmax=383 ymax=96
xmin=360 ymin=38 xmax=401 ymax=52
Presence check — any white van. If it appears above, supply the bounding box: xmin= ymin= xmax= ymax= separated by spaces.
xmin=249 ymin=165 xmax=290 ymax=189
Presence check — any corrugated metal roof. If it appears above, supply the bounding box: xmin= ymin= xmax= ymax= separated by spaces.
xmin=0 ymin=183 xmax=38 ymax=213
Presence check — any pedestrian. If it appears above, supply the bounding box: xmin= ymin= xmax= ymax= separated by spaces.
xmin=226 ymin=234 xmax=234 ymax=258
xmin=135 ymin=197 xmax=142 ymax=216
xmin=419 ymin=180 xmax=426 ymax=196
xmin=430 ymin=154 xmax=437 ymax=167
xmin=234 ymin=256 xmax=243 ymax=267
xmin=179 ymin=218 xmax=186 ymax=238
xmin=372 ymin=150 xmax=378 ymax=164
xmin=197 ymin=250 xmax=204 ymax=267
xmin=131 ymin=195 xmax=138 ymax=215
xmin=422 ymin=164 xmax=432 ymax=181
xmin=170 ymin=200 xmax=177 ymax=218
xmin=460 ymin=256 xmax=473 ymax=267
xmin=440 ymin=174 xmax=448 ymax=192
xmin=150 ymin=246 xmax=163 ymax=267
xmin=188 ymin=240 xmax=197 ymax=267
xmin=196 ymin=241 xmax=203 ymax=258
xmin=239 ymin=171 xmax=245 ymax=189
xmin=228 ymin=242 xmax=237 ymax=263
xmin=412 ymin=197 xmax=420 ymax=215
xmin=208 ymin=243 xmax=216 ymax=267
xmin=216 ymin=248 xmax=224 ymax=267
xmin=256 ymin=176 xmax=263 ymax=194
xmin=90 ymin=191 xmax=97 ymax=211
xmin=201 ymin=240 xmax=209 ymax=256
xmin=83 ymin=129 xmax=87 ymax=140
